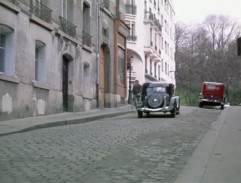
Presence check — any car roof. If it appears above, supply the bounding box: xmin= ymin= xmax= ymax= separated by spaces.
xmin=203 ymin=82 xmax=224 ymax=85
xmin=143 ymin=82 xmax=173 ymax=87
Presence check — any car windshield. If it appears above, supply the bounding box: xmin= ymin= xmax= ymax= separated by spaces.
xmin=146 ymin=86 xmax=166 ymax=94
xmin=207 ymin=85 xmax=220 ymax=90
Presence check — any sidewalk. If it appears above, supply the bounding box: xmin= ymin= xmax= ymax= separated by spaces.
xmin=0 ymin=105 xmax=135 ymax=137
xmin=174 ymin=106 xmax=241 ymax=183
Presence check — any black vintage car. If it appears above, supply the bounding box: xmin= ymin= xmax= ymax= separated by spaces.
xmin=135 ymin=82 xmax=180 ymax=118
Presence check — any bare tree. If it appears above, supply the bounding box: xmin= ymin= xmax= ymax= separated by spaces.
xmin=175 ymin=15 xmax=241 ymax=105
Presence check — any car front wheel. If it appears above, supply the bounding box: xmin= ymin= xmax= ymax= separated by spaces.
xmin=137 ymin=111 xmax=143 ymax=118
xmin=171 ymin=106 xmax=176 ymax=118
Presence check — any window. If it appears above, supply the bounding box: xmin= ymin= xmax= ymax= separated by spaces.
xmin=103 ymin=0 xmax=110 ymax=9
xmin=155 ymin=33 xmax=157 ymax=50
xmin=161 ymin=36 xmax=163 ymax=49
xmin=165 ymin=62 xmax=167 ymax=74
xmin=164 ymin=20 xmax=167 ymax=32
xmin=131 ymin=22 xmax=136 ymax=36
xmin=35 ymin=40 xmax=46 ymax=82
xmin=83 ymin=2 xmax=90 ymax=32
xmin=150 ymin=28 xmax=153 ymax=46
xmin=154 ymin=63 xmax=157 ymax=77
xmin=158 ymin=65 xmax=160 ymax=80
xmin=83 ymin=2 xmax=91 ymax=46
xmin=62 ymin=0 xmax=68 ymax=19
xmin=158 ymin=0 xmax=160 ymax=11
xmin=145 ymin=55 xmax=147 ymax=73
xmin=150 ymin=59 xmax=152 ymax=75
xmin=159 ymin=35 xmax=161 ymax=51
xmin=0 ymin=25 xmax=14 ymax=76
xmin=161 ymin=59 xmax=164 ymax=71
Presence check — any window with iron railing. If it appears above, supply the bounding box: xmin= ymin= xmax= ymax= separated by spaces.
xmin=127 ymin=35 xmax=137 ymax=41
xmin=127 ymin=22 xmax=137 ymax=42
xmin=149 ymin=11 xmax=154 ymax=20
xmin=59 ymin=16 xmax=76 ymax=37
xmin=125 ymin=4 xmax=136 ymax=15
xmin=7 ymin=0 xmax=17 ymax=4
xmin=82 ymin=31 xmax=92 ymax=47
xmin=31 ymin=0 xmax=52 ymax=23
xmin=83 ymin=2 xmax=90 ymax=39
xmin=103 ymin=0 xmax=109 ymax=9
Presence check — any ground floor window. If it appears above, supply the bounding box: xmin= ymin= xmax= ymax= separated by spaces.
xmin=0 ymin=24 xmax=14 ymax=75
xmin=35 ymin=40 xmax=46 ymax=82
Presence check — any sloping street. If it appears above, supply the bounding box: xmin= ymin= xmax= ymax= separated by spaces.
xmin=0 ymin=107 xmax=221 ymax=183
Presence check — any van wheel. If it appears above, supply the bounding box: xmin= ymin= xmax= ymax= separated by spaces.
xmin=199 ymin=102 xmax=203 ymax=108
xmin=138 ymin=111 xmax=143 ymax=118
xmin=221 ymin=105 xmax=224 ymax=110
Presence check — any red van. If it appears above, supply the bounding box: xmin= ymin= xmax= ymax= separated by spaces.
xmin=199 ymin=82 xmax=225 ymax=110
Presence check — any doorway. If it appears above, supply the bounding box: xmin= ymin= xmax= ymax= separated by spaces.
xmin=62 ymin=55 xmax=69 ymax=111
xmin=100 ymin=47 xmax=105 ymax=107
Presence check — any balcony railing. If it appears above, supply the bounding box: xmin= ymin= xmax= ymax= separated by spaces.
xmin=31 ymin=0 xmax=52 ymax=23
xmin=144 ymin=11 xmax=154 ymax=21
xmin=82 ymin=31 xmax=92 ymax=47
xmin=7 ymin=0 xmax=17 ymax=4
xmin=59 ymin=16 xmax=76 ymax=37
xmin=149 ymin=12 xmax=154 ymax=20
xmin=125 ymin=4 xmax=137 ymax=15
xmin=127 ymin=35 xmax=137 ymax=42
xmin=103 ymin=0 xmax=109 ymax=9
xmin=1 ymin=0 xmax=18 ymax=4
xmin=154 ymin=19 xmax=162 ymax=32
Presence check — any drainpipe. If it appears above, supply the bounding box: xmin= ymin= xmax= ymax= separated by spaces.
xmin=96 ymin=0 xmax=100 ymax=108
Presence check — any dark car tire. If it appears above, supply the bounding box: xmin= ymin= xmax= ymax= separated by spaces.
xmin=145 ymin=112 xmax=150 ymax=117
xmin=176 ymin=108 xmax=180 ymax=115
xmin=171 ymin=106 xmax=176 ymax=118
xmin=221 ymin=104 xmax=224 ymax=110
xmin=199 ymin=102 xmax=203 ymax=108
xmin=137 ymin=111 xmax=143 ymax=118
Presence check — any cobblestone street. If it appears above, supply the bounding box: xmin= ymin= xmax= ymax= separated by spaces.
xmin=0 ymin=107 xmax=221 ymax=183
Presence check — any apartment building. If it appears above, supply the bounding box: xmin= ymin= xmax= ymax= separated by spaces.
xmin=125 ymin=0 xmax=175 ymax=88
xmin=0 ymin=0 xmax=129 ymax=120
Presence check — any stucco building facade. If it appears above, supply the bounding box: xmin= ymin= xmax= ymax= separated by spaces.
xmin=124 ymin=0 xmax=176 ymax=90
xmin=0 ymin=0 xmax=129 ymax=120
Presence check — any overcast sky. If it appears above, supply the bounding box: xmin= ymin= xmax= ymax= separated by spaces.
xmin=173 ymin=0 xmax=241 ymax=24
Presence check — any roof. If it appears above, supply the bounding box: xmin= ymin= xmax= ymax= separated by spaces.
xmin=142 ymin=81 xmax=174 ymax=87
xmin=203 ymin=82 xmax=224 ymax=86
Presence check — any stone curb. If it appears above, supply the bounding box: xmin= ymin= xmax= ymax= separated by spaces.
xmin=0 ymin=111 xmax=134 ymax=137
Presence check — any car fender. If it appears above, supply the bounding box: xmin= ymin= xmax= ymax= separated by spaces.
xmin=170 ymin=96 xmax=180 ymax=108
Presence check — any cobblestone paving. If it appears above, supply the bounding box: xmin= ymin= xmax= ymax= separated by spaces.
xmin=0 ymin=107 xmax=221 ymax=183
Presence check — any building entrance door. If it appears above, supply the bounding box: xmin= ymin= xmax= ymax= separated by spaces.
xmin=99 ymin=48 xmax=105 ymax=107
xmin=62 ymin=56 xmax=69 ymax=111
